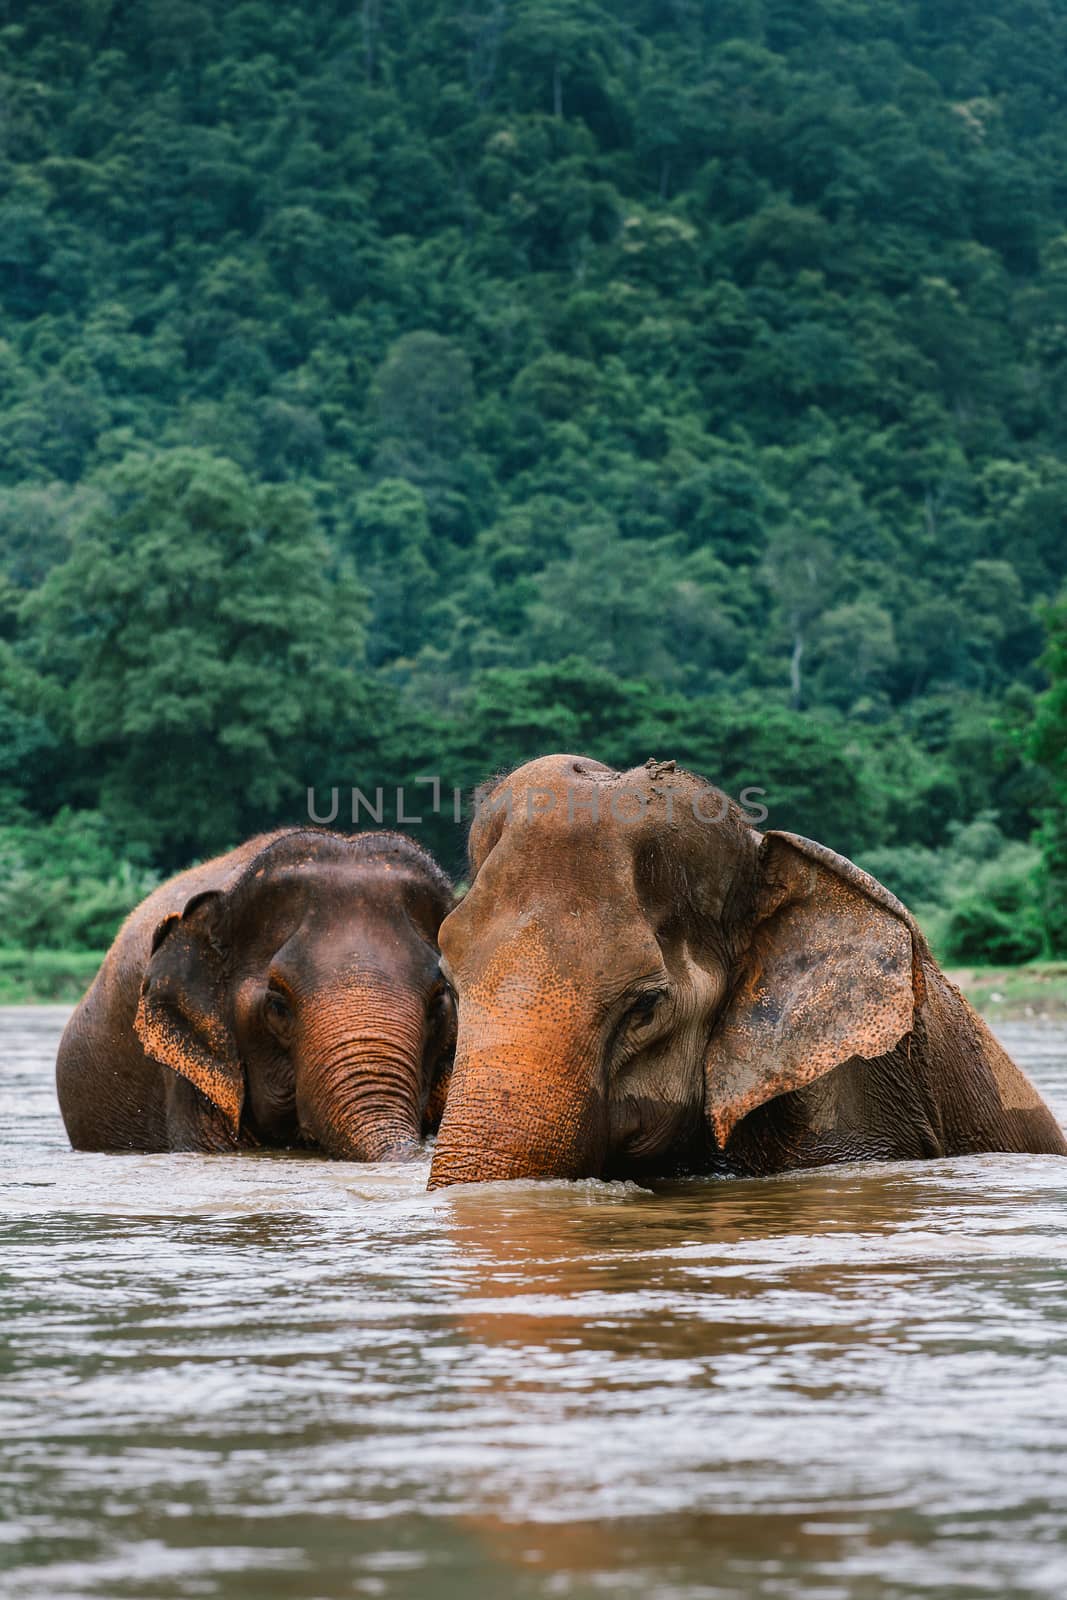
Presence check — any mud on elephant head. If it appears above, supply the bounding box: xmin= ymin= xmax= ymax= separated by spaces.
xmin=51 ymin=825 xmax=450 ymax=1162
xmin=428 ymin=754 xmax=1065 ymax=1187
xmin=129 ymin=829 xmax=457 ymax=1160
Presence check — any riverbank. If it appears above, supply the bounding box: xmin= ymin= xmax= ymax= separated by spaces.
xmin=0 ymin=950 xmax=104 ymax=1004
xmin=946 ymin=963 xmax=1067 ymax=1021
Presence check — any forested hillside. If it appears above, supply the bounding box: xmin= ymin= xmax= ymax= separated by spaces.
xmin=2 ymin=0 xmax=1067 ymax=981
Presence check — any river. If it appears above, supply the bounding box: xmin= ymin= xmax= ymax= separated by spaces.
xmin=2 ymin=1007 xmax=1066 ymax=1598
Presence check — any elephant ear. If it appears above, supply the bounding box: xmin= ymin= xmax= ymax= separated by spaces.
xmin=704 ymin=832 xmax=926 ymax=1148
xmin=134 ymin=890 xmax=244 ymax=1134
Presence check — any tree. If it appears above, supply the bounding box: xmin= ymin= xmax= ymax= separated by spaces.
xmin=25 ymin=450 xmax=368 ymax=863
xmin=1031 ymin=592 xmax=1067 ymax=954
xmin=371 ymin=332 xmax=474 ymax=485
xmin=6 ymin=0 xmax=1067 ymax=952
xmin=811 ymin=600 xmax=898 ymax=711
xmin=497 ymin=0 xmax=625 ymax=126
xmin=526 ymin=522 xmax=749 ymax=690
xmin=350 ymin=479 xmax=438 ymax=667
xmin=761 ymin=526 xmax=837 ymax=710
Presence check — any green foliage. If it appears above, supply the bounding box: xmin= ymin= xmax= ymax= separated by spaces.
xmin=854 ymin=845 xmax=948 ymax=913
xmin=0 ymin=809 xmax=157 ymax=951
xmin=942 ymin=899 xmax=1044 ymax=966
xmin=1 ymin=0 xmax=1066 ymax=964
xmin=22 ymin=449 xmax=368 ymax=863
xmin=0 ymin=948 xmax=107 ymax=1003
xmin=940 ymin=827 xmax=1045 ymax=966
xmin=1031 ymin=591 xmax=1067 ymax=954
xmin=859 ymin=819 xmax=1046 ymax=964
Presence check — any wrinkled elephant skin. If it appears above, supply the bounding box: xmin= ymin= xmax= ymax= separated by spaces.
xmin=58 ymin=829 xmax=455 ymax=1158
xmin=429 ymin=755 xmax=1066 ymax=1188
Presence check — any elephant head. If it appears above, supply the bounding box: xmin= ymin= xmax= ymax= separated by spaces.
xmin=428 ymin=754 xmax=923 ymax=1187
xmin=135 ymin=829 xmax=456 ymax=1160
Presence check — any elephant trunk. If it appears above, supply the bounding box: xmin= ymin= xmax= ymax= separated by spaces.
xmin=427 ymin=1012 xmax=604 ymax=1189
xmin=298 ymin=977 xmax=427 ymax=1162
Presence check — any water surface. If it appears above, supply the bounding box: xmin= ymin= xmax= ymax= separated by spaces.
xmin=2 ymin=1008 xmax=1066 ymax=1598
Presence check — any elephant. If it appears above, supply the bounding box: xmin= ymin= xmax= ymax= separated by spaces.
xmin=57 ymin=827 xmax=456 ymax=1158
xmin=428 ymin=754 xmax=1065 ymax=1188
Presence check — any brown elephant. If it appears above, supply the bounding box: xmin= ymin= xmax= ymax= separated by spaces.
xmin=57 ymin=828 xmax=456 ymax=1157
xmin=428 ymin=755 xmax=1065 ymax=1188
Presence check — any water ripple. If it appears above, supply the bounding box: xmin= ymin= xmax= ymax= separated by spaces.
xmin=2 ymin=1007 xmax=1066 ymax=1598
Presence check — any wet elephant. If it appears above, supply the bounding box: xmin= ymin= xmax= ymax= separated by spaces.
xmin=429 ymin=755 xmax=1065 ymax=1188
xmin=57 ymin=828 xmax=456 ymax=1158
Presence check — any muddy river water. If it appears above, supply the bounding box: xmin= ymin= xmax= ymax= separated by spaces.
xmin=2 ymin=1007 xmax=1066 ymax=1599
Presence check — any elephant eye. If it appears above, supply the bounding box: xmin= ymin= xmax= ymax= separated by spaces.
xmin=264 ymin=983 xmax=293 ymax=1029
xmin=626 ymin=988 xmax=667 ymax=1028
xmin=432 ymin=973 xmax=456 ymax=1013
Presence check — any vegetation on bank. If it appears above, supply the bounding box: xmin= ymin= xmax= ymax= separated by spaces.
xmin=0 ymin=949 xmax=104 ymax=1004
xmin=1 ymin=1 xmax=1067 ymax=967
xmin=946 ymin=964 xmax=1067 ymax=1022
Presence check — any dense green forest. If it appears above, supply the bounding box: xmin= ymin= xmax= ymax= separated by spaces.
xmin=2 ymin=0 xmax=1067 ymax=989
